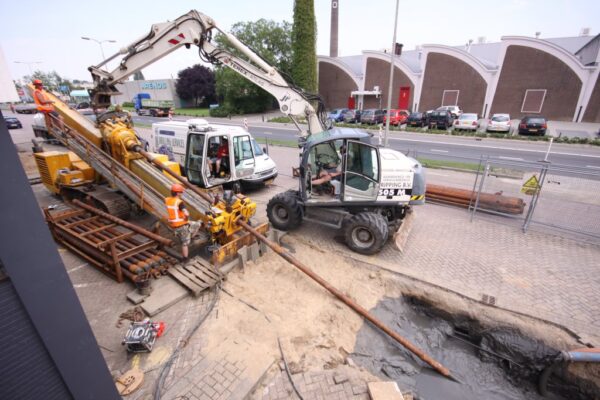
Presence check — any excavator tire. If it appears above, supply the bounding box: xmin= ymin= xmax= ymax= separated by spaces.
xmin=267 ymin=192 xmax=303 ymax=231
xmin=343 ymin=212 xmax=389 ymax=255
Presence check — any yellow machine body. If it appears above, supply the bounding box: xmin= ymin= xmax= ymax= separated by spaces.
xmin=34 ymin=151 xmax=94 ymax=194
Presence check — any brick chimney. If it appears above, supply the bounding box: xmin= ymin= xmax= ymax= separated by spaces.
xmin=330 ymin=0 xmax=339 ymax=57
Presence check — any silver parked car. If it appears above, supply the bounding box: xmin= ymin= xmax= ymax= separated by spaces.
xmin=453 ymin=113 xmax=479 ymax=131
xmin=486 ymin=114 xmax=511 ymax=133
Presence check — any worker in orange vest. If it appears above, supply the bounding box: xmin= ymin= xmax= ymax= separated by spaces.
xmin=32 ymin=79 xmax=63 ymax=130
xmin=165 ymin=184 xmax=202 ymax=259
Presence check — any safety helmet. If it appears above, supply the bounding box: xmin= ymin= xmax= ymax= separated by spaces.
xmin=171 ymin=183 xmax=185 ymax=193
xmin=33 ymin=79 xmax=43 ymax=86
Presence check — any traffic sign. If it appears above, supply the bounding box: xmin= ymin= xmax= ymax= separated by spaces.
xmin=521 ymin=175 xmax=540 ymax=196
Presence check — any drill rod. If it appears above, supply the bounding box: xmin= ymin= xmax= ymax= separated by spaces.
xmin=237 ymin=220 xmax=454 ymax=380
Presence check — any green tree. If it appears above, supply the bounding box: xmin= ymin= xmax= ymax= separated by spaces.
xmin=291 ymin=0 xmax=317 ymax=93
xmin=175 ymin=64 xmax=216 ymax=107
xmin=213 ymin=19 xmax=292 ymax=114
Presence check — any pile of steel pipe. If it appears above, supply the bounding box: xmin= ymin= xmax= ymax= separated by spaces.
xmin=45 ymin=204 xmax=175 ymax=283
xmin=426 ymin=184 xmax=525 ymax=215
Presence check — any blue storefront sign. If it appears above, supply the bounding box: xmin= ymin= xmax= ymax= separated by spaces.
xmin=141 ymin=82 xmax=167 ymax=90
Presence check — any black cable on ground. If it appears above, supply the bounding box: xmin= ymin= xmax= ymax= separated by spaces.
xmin=277 ymin=337 xmax=305 ymax=400
xmin=153 ymin=284 xmax=221 ymax=400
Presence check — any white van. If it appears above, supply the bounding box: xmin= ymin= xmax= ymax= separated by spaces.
xmin=139 ymin=119 xmax=277 ymax=189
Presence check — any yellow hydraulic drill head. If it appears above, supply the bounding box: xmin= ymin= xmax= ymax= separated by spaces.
xmin=98 ymin=120 xmax=144 ymax=168
xmin=204 ymin=191 xmax=257 ymax=243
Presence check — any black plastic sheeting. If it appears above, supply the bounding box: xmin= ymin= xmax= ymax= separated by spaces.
xmin=352 ymin=296 xmax=588 ymax=400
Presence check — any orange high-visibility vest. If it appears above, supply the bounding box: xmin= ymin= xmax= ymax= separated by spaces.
xmin=33 ymin=89 xmax=54 ymax=113
xmin=165 ymin=197 xmax=187 ymax=228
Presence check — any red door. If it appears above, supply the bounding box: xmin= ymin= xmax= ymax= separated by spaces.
xmin=398 ymin=87 xmax=410 ymax=110
xmin=348 ymin=96 xmax=355 ymax=109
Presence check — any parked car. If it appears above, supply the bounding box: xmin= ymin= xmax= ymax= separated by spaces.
xmin=4 ymin=117 xmax=22 ymax=129
xmin=15 ymin=103 xmax=37 ymax=114
xmin=518 ymin=116 xmax=547 ymax=136
xmin=328 ymin=108 xmax=349 ymax=122
xmin=436 ymin=105 xmax=462 ymax=119
xmin=343 ymin=109 xmax=361 ymax=123
xmin=406 ymin=112 xmax=427 ymax=127
xmin=454 ymin=113 xmax=479 ymax=131
xmin=486 ymin=114 xmax=511 ymax=133
xmin=384 ymin=109 xmax=410 ymax=126
xmin=360 ymin=109 xmax=385 ymax=124
xmin=75 ymin=102 xmax=94 ymax=115
xmin=428 ymin=110 xmax=453 ymax=130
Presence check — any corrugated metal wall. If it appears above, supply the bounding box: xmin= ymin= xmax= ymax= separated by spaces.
xmin=0 ymin=278 xmax=72 ymax=399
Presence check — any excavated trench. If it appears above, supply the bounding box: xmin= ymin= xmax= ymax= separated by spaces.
xmin=352 ymin=295 xmax=598 ymax=400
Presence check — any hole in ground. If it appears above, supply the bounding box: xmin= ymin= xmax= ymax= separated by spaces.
xmin=351 ymin=295 xmax=598 ymax=400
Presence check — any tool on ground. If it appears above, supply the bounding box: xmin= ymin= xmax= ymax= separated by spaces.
xmin=115 ymin=369 xmax=144 ymax=396
xmin=237 ymin=220 xmax=455 ymax=381
xmin=122 ymin=320 xmax=166 ymax=352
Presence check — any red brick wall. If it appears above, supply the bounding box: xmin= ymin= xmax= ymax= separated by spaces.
xmin=363 ymin=58 xmax=414 ymax=110
xmin=317 ymin=62 xmax=358 ymax=110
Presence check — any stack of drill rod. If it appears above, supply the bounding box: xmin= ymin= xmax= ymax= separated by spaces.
xmin=44 ymin=202 xmax=175 ymax=283
xmin=426 ymin=184 xmax=526 ymax=215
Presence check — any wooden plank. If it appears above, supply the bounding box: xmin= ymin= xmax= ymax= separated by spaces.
xmin=183 ymin=265 xmax=217 ymax=286
xmin=167 ymin=268 xmax=204 ymax=297
xmin=192 ymin=258 xmax=222 ymax=279
xmin=52 ymin=209 xmax=85 ymax=222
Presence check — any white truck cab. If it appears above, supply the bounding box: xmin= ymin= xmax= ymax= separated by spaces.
xmin=141 ymin=119 xmax=277 ymax=189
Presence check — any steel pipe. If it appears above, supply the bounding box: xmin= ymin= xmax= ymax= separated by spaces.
xmin=236 ymin=220 xmax=454 ymax=380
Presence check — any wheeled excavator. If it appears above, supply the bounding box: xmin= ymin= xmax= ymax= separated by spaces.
xmin=34 ymin=9 xmax=425 ymax=258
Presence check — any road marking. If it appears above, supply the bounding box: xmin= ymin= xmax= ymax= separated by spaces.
xmin=389 ymin=136 xmax=600 ymax=158
xmin=586 ymin=165 xmax=600 ymax=169
xmin=499 ymin=156 xmax=524 ymax=161
xmin=262 ymin=131 xmax=273 ymax=135
xmin=430 ymin=149 xmax=448 ymax=153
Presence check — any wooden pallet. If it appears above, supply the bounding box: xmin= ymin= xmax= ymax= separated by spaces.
xmin=167 ymin=256 xmax=222 ymax=297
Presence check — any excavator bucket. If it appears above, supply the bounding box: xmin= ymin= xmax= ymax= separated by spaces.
xmin=392 ymin=209 xmax=416 ymax=253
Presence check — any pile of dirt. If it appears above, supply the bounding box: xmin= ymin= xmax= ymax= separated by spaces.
xmin=199 ymin=234 xmax=399 ymax=374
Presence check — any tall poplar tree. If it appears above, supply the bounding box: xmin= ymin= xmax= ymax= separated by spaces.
xmin=291 ymin=0 xmax=317 ymax=93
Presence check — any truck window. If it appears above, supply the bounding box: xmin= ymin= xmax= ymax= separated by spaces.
xmin=233 ymin=136 xmax=253 ymax=166
xmin=344 ymin=141 xmax=379 ymax=194
xmin=251 ymin=139 xmax=263 ymax=156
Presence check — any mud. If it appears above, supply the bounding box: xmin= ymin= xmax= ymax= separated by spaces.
xmin=352 ymin=296 xmax=593 ymax=400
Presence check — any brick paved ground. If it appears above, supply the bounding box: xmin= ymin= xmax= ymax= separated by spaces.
xmin=260 ymin=369 xmax=371 ymax=400
xmin=290 ymin=202 xmax=600 ymax=344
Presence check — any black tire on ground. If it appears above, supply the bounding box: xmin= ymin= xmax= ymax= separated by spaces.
xmin=343 ymin=212 xmax=389 ymax=255
xmin=231 ymin=181 xmax=242 ymax=194
xmin=266 ymin=192 xmax=303 ymax=231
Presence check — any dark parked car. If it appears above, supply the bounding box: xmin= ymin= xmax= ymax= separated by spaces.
xmin=428 ymin=110 xmax=453 ymax=129
xmin=360 ymin=109 xmax=385 ymax=124
xmin=328 ymin=108 xmax=349 ymax=122
xmin=4 ymin=117 xmax=22 ymax=129
xmin=343 ymin=109 xmax=361 ymax=123
xmin=406 ymin=112 xmax=427 ymax=127
xmin=15 ymin=103 xmax=38 ymax=114
xmin=518 ymin=116 xmax=547 ymax=136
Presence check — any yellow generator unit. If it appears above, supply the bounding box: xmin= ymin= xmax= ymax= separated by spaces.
xmin=34 ymin=151 xmax=94 ymax=194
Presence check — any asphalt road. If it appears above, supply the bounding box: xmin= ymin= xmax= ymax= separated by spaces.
xmin=8 ymin=111 xmax=600 ymax=172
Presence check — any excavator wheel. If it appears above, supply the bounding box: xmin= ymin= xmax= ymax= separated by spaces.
xmin=343 ymin=212 xmax=389 ymax=255
xmin=267 ymin=192 xmax=303 ymax=231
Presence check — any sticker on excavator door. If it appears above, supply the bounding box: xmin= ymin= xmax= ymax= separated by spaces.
xmin=521 ymin=175 xmax=540 ymax=196
xmin=377 ymin=188 xmax=412 ymax=202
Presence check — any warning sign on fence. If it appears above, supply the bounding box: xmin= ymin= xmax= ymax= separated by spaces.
xmin=521 ymin=175 xmax=540 ymax=195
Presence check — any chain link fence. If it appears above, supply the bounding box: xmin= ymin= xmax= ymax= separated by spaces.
xmin=405 ymin=150 xmax=600 ymax=242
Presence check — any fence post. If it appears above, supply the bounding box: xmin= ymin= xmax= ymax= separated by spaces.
xmin=470 ymin=160 xmax=490 ymax=222
xmin=469 ymin=155 xmax=487 ymax=211
xmin=522 ymin=162 xmax=549 ymax=232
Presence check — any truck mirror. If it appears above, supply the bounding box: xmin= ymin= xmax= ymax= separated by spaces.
xmin=262 ymin=147 xmax=268 ymax=154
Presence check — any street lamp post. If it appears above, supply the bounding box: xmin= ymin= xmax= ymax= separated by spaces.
xmin=81 ymin=37 xmax=116 ymax=60
xmin=384 ymin=0 xmax=400 ymax=147
xmin=14 ymin=60 xmax=42 ymax=76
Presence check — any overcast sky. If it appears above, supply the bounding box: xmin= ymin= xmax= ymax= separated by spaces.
xmin=2 ymin=0 xmax=598 ymax=82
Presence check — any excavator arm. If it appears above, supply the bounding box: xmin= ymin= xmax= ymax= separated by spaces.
xmin=89 ymin=9 xmax=326 ymax=137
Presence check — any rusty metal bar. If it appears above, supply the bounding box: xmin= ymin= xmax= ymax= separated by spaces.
xmin=237 ymin=220 xmax=454 ymax=380
xmin=73 ymin=199 xmax=173 ymax=247
xmin=109 ymin=242 xmax=124 ymax=283
xmin=80 ymin=223 xmax=117 ymax=236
